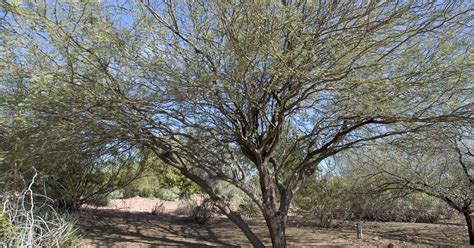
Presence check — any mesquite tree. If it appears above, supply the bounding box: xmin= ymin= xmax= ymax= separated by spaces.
xmin=346 ymin=125 xmax=473 ymax=245
xmin=1 ymin=1 xmax=472 ymax=247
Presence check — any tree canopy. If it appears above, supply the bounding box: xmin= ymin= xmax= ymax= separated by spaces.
xmin=345 ymin=124 xmax=473 ymax=243
xmin=1 ymin=1 xmax=472 ymax=247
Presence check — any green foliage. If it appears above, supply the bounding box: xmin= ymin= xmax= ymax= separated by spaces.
xmin=0 ymin=0 xmax=472 ymax=246
xmin=57 ymin=219 xmax=81 ymax=248
xmin=212 ymin=180 xmax=262 ymax=217
xmin=294 ymin=174 xmax=347 ymax=212
xmin=294 ymin=174 xmax=452 ymax=225
xmin=0 ymin=118 xmax=151 ymax=210
xmin=0 ymin=206 xmax=15 ymax=239
xmin=294 ymin=174 xmax=352 ymax=227
xmin=238 ymin=200 xmax=261 ymax=218
xmin=116 ymin=164 xmax=199 ymax=200
xmin=344 ymin=126 xmax=473 ymax=219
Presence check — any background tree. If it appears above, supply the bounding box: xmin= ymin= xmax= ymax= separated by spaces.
xmin=120 ymin=160 xmax=199 ymax=200
xmin=0 ymin=92 xmax=149 ymax=210
xmin=0 ymin=5 xmax=148 ymax=208
xmin=1 ymin=1 xmax=472 ymax=247
xmin=345 ymin=125 xmax=474 ymax=244
xmin=293 ymin=163 xmax=452 ymax=227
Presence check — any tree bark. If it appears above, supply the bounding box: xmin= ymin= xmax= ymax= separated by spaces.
xmin=265 ymin=212 xmax=288 ymax=248
xmin=174 ymin=165 xmax=265 ymax=248
xmin=218 ymin=205 xmax=265 ymax=248
xmin=149 ymin=145 xmax=266 ymax=247
xmin=463 ymin=211 xmax=474 ymax=245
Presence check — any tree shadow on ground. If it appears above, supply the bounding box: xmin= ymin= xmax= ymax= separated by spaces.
xmin=341 ymin=221 xmax=468 ymax=247
xmin=79 ymin=209 xmax=468 ymax=247
xmin=79 ymin=208 xmax=254 ymax=247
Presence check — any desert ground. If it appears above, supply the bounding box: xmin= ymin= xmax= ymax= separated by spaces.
xmin=78 ymin=197 xmax=470 ymax=247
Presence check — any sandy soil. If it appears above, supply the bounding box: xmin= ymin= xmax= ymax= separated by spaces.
xmin=78 ymin=197 xmax=470 ymax=247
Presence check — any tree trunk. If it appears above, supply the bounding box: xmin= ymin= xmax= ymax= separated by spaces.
xmin=463 ymin=211 xmax=474 ymax=245
xmin=171 ymin=165 xmax=265 ymax=248
xmin=223 ymin=208 xmax=265 ymax=248
xmin=266 ymin=213 xmax=287 ymax=247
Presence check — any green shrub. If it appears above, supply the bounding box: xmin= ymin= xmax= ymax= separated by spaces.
xmin=58 ymin=218 xmax=81 ymax=247
xmin=294 ymin=174 xmax=452 ymax=225
xmin=238 ymin=201 xmax=260 ymax=217
xmin=153 ymin=187 xmax=181 ymax=200
xmin=120 ymin=166 xmax=198 ymax=200
xmin=0 ymin=205 xmax=15 ymax=239
xmin=108 ymin=190 xmax=124 ymax=199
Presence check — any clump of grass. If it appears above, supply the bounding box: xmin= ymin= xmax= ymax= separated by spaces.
xmin=1 ymin=169 xmax=81 ymax=247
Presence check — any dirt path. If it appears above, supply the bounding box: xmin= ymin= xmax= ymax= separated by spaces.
xmin=78 ymin=198 xmax=470 ymax=247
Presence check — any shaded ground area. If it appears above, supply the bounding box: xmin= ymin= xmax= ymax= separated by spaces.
xmin=79 ymin=198 xmax=470 ymax=247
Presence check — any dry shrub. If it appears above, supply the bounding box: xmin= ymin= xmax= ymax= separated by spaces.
xmin=0 ymin=170 xmax=81 ymax=247
xmin=151 ymin=202 xmax=165 ymax=215
xmin=176 ymin=197 xmax=215 ymax=224
xmin=88 ymin=196 xmax=110 ymax=207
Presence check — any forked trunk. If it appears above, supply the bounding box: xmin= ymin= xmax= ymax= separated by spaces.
xmin=463 ymin=211 xmax=474 ymax=245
